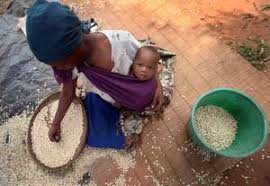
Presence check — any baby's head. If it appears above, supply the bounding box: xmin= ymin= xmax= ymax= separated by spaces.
xmin=132 ymin=46 xmax=160 ymax=81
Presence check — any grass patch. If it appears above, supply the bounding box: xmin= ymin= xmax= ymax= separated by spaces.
xmin=227 ymin=37 xmax=270 ymax=71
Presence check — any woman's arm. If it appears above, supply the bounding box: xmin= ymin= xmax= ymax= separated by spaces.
xmin=48 ymin=79 xmax=76 ymax=142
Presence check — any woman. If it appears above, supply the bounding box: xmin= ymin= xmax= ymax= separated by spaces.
xmin=26 ymin=0 xmax=164 ymax=146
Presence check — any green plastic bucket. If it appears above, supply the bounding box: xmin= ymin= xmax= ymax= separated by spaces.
xmin=188 ymin=88 xmax=268 ymax=158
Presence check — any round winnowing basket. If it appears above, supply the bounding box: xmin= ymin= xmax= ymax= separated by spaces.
xmin=28 ymin=92 xmax=88 ymax=171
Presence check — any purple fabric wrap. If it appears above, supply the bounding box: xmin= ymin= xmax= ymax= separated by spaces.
xmin=52 ymin=66 xmax=157 ymax=111
xmin=78 ymin=66 xmax=156 ymax=111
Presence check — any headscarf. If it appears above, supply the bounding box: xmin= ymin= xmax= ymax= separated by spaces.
xmin=26 ymin=0 xmax=83 ymax=63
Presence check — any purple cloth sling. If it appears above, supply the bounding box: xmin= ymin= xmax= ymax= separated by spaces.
xmin=53 ymin=65 xmax=157 ymax=111
xmin=78 ymin=65 xmax=156 ymax=111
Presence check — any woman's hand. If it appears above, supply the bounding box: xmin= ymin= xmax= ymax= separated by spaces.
xmin=48 ymin=123 xmax=61 ymax=142
xmin=151 ymin=79 xmax=164 ymax=111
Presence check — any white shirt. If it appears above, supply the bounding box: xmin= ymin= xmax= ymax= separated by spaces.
xmin=77 ymin=30 xmax=141 ymax=103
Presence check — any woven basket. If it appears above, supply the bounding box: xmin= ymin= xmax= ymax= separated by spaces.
xmin=27 ymin=92 xmax=88 ymax=171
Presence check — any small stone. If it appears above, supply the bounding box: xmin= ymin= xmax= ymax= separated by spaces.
xmin=236 ymin=164 xmax=239 ymax=167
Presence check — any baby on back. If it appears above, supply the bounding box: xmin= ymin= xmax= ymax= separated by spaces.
xmin=76 ymin=45 xmax=161 ymax=108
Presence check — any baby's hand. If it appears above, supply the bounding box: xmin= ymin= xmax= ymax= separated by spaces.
xmin=156 ymin=64 xmax=163 ymax=74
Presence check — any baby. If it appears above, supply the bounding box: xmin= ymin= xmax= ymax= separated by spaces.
xmin=76 ymin=45 xmax=161 ymax=99
xmin=131 ymin=45 xmax=161 ymax=81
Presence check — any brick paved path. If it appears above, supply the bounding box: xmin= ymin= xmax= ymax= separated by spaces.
xmin=62 ymin=0 xmax=270 ymax=185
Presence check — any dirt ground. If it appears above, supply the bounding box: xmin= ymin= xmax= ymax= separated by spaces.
xmin=195 ymin=0 xmax=270 ymax=74
xmin=186 ymin=0 xmax=270 ymax=42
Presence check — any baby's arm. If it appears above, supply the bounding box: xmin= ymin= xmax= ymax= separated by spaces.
xmin=150 ymin=63 xmax=164 ymax=111
xmin=156 ymin=63 xmax=163 ymax=74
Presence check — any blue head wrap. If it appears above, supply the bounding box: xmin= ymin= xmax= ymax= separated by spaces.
xmin=26 ymin=0 xmax=83 ymax=63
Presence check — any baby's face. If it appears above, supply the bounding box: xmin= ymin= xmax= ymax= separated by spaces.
xmin=133 ymin=50 xmax=158 ymax=81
